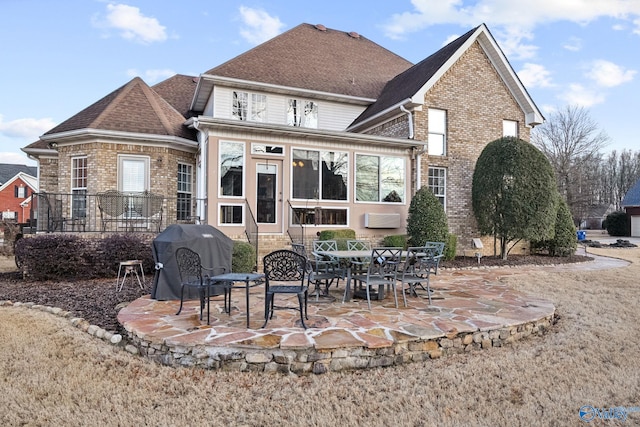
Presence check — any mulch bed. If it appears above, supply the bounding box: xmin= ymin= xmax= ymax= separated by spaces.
xmin=0 ymin=254 xmax=592 ymax=335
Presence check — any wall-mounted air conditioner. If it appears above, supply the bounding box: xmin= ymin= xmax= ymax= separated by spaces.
xmin=364 ymin=213 xmax=401 ymax=229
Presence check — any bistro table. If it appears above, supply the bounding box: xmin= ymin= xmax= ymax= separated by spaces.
xmin=315 ymin=249 xmax=381 ymax=303
xmin=210 ymin=272 xmax=264 ymax=328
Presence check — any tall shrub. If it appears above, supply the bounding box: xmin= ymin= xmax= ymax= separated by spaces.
xmin=407 ymin=186 xmax=449 ymax=247
xmin=549 ymin=198 xmax=578 ymax=256
xmin=605 ymin=211 xmax=630 ymax=236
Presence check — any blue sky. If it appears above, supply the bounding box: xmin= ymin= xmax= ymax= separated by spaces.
xmin=1 ymin=0 xmax=639 ymax=166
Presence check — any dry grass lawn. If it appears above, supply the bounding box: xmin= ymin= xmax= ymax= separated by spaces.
xmin=1 ymin=248 xmax=640 ymax=426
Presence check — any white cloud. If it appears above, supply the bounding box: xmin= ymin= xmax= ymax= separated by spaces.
xmin=0 ymin=152 xmax=35 ymax=165
xmin=126 ymin=68 xmax=176 ymax=83
xmin=558 ymin=83 xmax=605 ymax=107
xmin=93 ymin=4 xmax=167 ymax=44
xmin=518 ymin=63 xmax=553 ymax=88
xmin=383 ymin=0 xmax=640 ymax=57
xmin=0 ymin=115 xmax=56 ymax=140
xmin=563 ymin=36 xmax=582 ymax=51
xmin=586 ymin=60 xmax=636 ymax=87
xmin=238 ymin=6 xmax=284 ymax=45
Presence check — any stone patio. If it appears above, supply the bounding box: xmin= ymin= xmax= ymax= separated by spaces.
xmin=117 ymin=253 xmax=627 ymax=374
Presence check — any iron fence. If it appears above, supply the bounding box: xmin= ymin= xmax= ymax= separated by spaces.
xmin=30 ymin=192 xmax=206 ymax=234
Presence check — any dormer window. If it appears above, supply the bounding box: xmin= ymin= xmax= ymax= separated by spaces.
xmin=287 ymin=99 xmax=318 ymax=128
xmin=232 ymin=91 xmax=266 ymax=122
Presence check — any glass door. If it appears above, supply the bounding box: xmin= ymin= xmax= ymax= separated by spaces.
xmin=256 ymin=163 xmax=278 ymax=224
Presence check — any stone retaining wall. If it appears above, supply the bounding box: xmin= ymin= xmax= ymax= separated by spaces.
xmin=126 ymin=315 xmax=554 ymax=375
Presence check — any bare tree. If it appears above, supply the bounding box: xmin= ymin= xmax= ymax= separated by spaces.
xmin=531 ymin=105 xmax=610 ymax=223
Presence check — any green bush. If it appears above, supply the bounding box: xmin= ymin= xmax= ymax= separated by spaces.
xmin=382 ymin=234 xmax=407 ymax=248
xmin=444 ymin=233 xmax=457 ymax=261
xmin=318 ymin=229 xmax=356 ymax=250
xmin=406 ymin=186 xmax=449 ymax=247
xmin=605 ymin=211 xmax=630 ymax=237
xmin=232 ymin=241 xmax=256 ymax=273
xmin=548 ymin=199 xmax=577 ymax=257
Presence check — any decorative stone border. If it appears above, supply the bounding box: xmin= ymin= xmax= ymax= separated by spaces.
xmin=125 ymin=315 xmax=555 ymax=375
xmin=0 ymin=300 xmax=139 ymax=355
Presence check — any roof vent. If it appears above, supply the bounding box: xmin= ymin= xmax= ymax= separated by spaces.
xmin=315 ymin=24 xmax=327 ymax=31
xmin=348 ymin=31 xmax=360 ymax=39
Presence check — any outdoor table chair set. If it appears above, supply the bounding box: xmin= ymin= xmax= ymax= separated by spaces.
xmin=172 ymin=240 xmax=445 ymax=328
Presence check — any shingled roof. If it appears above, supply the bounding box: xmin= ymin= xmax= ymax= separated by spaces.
xmin=43 ymin=77 xmax=195 ymax=140
xmin=622 ymin=179 xmax=640 ymax=207
xmin=0 ymin=163 xmax=37 ymax=184
xmin=204 ymin=23 xmax=413 ymax=100
xmin=152 ymin=74 xmax=198 ymax=118
xmin=350 ymin=26 xmax=478 ymax=127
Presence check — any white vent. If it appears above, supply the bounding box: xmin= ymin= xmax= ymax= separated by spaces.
xmin=364 ymin=213 xmax=401 ymax=229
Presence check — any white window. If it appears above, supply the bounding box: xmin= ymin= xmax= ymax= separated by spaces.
xmin=219 ymin=204 xmax=244 ymax=225
xmin=355 ymin=154 xmax=405 ymax=203
xmin=292 ymin=149 xmax=347 ymax=201
xmin=119 ymin=156 xmax=149 ymax=193
xmin=251 ymin=94 xmax=267 ymax=122
xmin=177 ymin=163 xmax=193 ymax=221
xmin=232 ymin=91 xmax=267 ymax=122
xmin=71 ymin=156 xmax=88 ymax=218
xmin=428 ymin=167 xmax=446 ymax=208
xmin=428 ymin=108 xmax=447 ymax=156
xmin=287 ymin=99 xmax=318 ymax=128
xmin=503 ymin=120 xmax=518 ymax=137
xmin=219 ymin=141 xmax=244 ymax=197
xmin=232 ymin=91 xmax=248 ymax=120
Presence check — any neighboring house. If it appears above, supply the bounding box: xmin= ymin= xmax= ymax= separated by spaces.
xmin=0 ymin=164 xmax=38 ymax=223
xmin=23 ymin=23 xmax=543 ymax=257
xmin=580 ymin=204 xmax=615 ymax=230
xmin=622 ymin=179 xmax=640 ymax=237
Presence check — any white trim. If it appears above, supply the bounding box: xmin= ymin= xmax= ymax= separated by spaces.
xmin=218 ymin=140 xmax=246 ymax=199
xmin=217 ymin=202 xmax=245 ymax=226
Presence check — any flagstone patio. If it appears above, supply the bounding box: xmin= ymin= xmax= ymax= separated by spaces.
xmin=117 ymin=253 xmax=627 ymax=374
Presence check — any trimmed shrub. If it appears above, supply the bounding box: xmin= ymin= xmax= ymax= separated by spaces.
xmin=382 ymin=234 xmax=407 ymax=249
xmin=444 ymin=233 xmax=457 ymax=261
xmin=548 ymin=199 xmax=577 ymax=257
xmin=605 ymin=211 xmax=630 ymax=237
xmin=96 ymin=234 xmax=154 ymax=276
xmin=318 ymin=229 xmax=356 ymax=250
xmin=14 ymin=234 xmax=92 ymax=281
xmin=407 ymin=186 xmax=449 ymax=247
xmin=232 ymin=241 xmax=256 ymax=273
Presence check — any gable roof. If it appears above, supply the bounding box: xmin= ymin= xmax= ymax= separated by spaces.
xmin=42 ymin=77 xmax=196 ymax=141
xmin=348 ymin=24 xmax=544 ymax=131
xmin=152 ymin=74 xmax=198 ymax=118
xmin=0 ymin=163 xmax=37 ymax=184
xmin=622 ymin=179 xmax=640 ymax=207
xmin=0 ymin=171 xmax=38 ymax=193
xmin=192 ymin=23 xmax=413 ymax=111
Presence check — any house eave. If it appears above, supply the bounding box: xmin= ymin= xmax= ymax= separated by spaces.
xmin=193 ymin=117 xmax=419 ymax=149
xmin=40 ymin=129 xmax=199 ymax=150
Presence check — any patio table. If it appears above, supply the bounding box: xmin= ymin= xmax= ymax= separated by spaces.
xmin=210 ymin=272 xmax=264 ymax=328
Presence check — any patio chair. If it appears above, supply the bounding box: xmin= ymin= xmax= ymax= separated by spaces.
xmin=351 ymin=247 xmax=402 ymax=310
xmin=312 ymin=240 xmax=345 ymax=301
xmin=398 ymin=246 xmax=436 ymax=305
xmin=96 ymin=190 xmax=127 ymax=232
xmin=347 ymin=240 xmax=371 ymax=288
xmin=262 ymin=249 xmax=309 ymax=329
xmin=423 ymin=241 xmax=445 ymax=274
xmin=175 ymin=247 xmax=230 ymax=325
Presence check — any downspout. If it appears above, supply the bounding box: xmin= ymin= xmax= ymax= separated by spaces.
xmin=192 ymin=118 xmax=207 ymax=223
xmin=400 ymin=105 xmax=414 ymax=139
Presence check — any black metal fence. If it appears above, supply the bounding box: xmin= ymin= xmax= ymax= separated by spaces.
xmin=30 ymin=192 xmax=206 ymax=234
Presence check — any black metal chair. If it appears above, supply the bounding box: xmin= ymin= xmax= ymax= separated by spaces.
xmin=423 ymin=241 xmax=445 ymax=274
xmin=175 ymin=247 xmax=230 ymax=325
xmin=398 ymin=246 xmax=436 ymax=305
xmin=262 ymin=249 xmax=309 ymax=329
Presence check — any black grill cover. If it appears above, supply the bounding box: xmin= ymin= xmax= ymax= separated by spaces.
xmin=151 ymin=224 xmax=233 ymax=300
